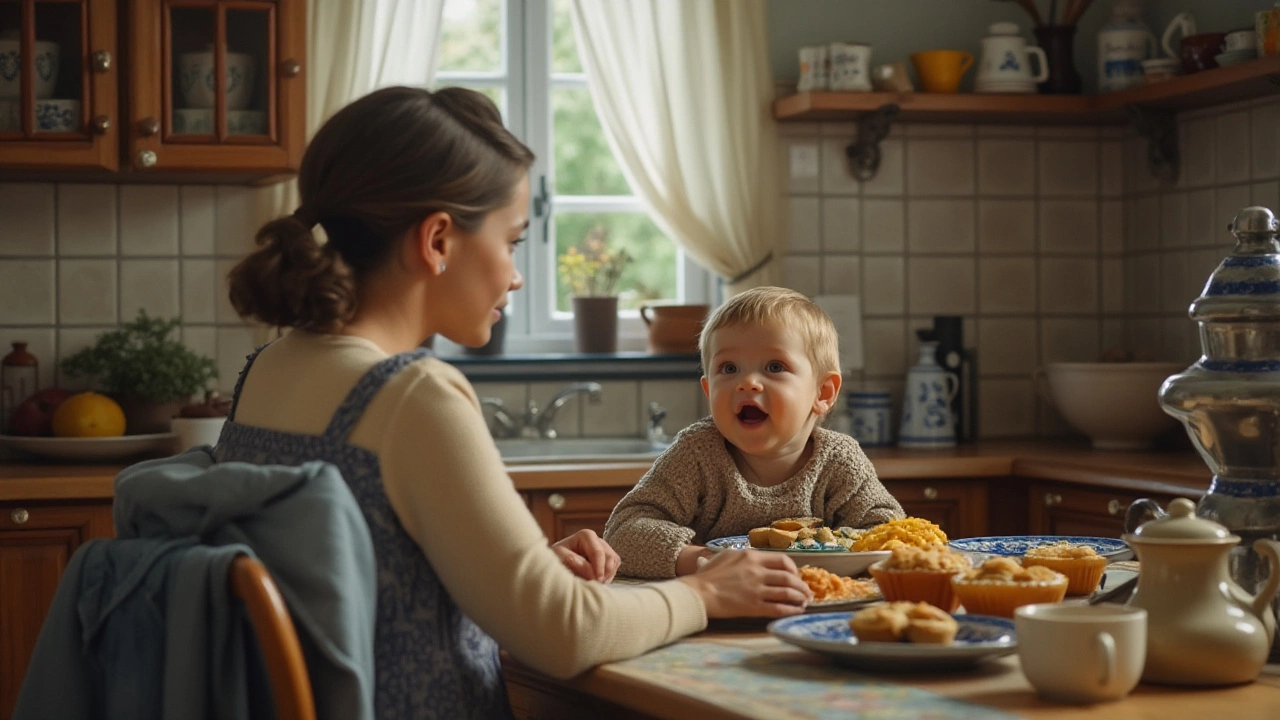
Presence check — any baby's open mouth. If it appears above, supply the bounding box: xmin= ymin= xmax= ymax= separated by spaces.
xmin=737 ymin=405 xmax=768 ymax=424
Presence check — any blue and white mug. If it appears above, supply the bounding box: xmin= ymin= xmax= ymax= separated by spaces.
xmin=848 ymin=390 xmax=893 ymax=447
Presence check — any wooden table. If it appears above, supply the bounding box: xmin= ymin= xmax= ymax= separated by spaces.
xmin=503 ymin=624 xmax=1280 ymax=720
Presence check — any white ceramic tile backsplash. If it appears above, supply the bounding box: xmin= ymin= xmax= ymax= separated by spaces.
xmin=57 ymin=185 xmax=117 ymax=256
xmin=0 ymin=184 xmax=55 ymax=256
xmin=120 ymin=185 xmax=180 ymax=256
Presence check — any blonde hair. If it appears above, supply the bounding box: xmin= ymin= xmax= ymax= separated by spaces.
xmin=699 ymin=286 xmax=840 ymax=379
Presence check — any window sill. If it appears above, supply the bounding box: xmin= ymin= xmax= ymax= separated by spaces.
xmin=442 ymin=351 xmax=702 ymax=382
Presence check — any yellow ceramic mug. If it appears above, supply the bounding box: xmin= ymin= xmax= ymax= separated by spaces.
xmin=911 ymin=50 xmax=975 ymax=93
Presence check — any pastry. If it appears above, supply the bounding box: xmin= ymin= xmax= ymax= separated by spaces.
xmin=771 ymin=516 xmax=823 ymax=532
xmin=867 ymin=545 xmax=971 ymax=612
xmin=903 ymin=602 xmax=959 ymax=644
xmin=849 ymin=603 xmax=910 ymax=642
xmin=1021 ymin=542 xmax=1108 ymax=596
xmin=848 ymin=601 xmax=958 ymax=644
xmin=951 ymin=556 xmax=1069 ymax=617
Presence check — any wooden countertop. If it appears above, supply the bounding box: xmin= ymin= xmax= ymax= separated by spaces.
xmin=0 ymin=440 xmax=1214 ymax=502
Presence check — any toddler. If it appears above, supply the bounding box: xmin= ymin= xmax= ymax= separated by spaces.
xmin=604 ymin=286 xmax=904 ymax=579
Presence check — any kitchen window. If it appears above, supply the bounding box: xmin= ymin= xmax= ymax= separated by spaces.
xmin=434 ymin=0 xmax=714 ymax=354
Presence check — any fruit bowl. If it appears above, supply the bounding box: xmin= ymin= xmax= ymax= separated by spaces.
xmin=0 ymin=433 xmax=176 ymax=461
xmin=1034 ymin=362 xmax=1185 ymax=450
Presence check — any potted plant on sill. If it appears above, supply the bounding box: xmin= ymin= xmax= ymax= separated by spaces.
xmin=558 ymin=227 xmax=632 ymax=354
xmin=59 ymin=311 xmax=218 ymax=434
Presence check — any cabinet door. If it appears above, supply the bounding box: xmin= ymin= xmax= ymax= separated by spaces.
xmin=1029 ymin=481 xmax=1187 ymax=538
xmin=0 ymin=500 xmax=113 ymax=720
xmin=127 ymin=0 xmax=304 ymax=178
xmin=882 ymin=479 xmax=988 ymax=540
xmin=0 ymin=0 xmax=119 ymax=172
xmin=527 ymin=489 xmax=629 ymax=543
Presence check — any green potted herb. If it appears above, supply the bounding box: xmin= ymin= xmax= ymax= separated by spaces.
xmin=60 ymin=311 xmax=218 ymax=434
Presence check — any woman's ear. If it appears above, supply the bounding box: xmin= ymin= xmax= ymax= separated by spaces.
xmin=812 ymin=371 xmax=842 ymax=415
xmin=412 ymin=211 xmax=454 ymax=274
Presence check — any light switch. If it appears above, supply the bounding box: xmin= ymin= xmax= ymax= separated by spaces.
xmin=813 ymin=294 xmax=864 ymax=372
xmin=789 ymin=143 xmax=819 ymax=180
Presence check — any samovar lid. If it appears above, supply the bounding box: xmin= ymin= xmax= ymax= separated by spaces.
xmin=1190 ymin=206 xmax=1280 ymax=323
xmin=1231 ymin=206 xmax=1279 ymax=236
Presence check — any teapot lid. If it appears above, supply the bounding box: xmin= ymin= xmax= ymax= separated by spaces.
xmin=988 ymin=21 xmax=1021 ymax=36
xmin=1131 ymin=498 xmax=1234 ymax=541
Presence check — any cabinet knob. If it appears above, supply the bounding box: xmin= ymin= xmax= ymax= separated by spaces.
xmin=923 ymin=486 xmax=938 ymax=500
xmin=548 ymin=493 xmax=566 ymax=510
xmin=1108 ymin=499 xmax=1123 ymax=516
xmin=136 ymin=150 xmax=157 ymax=168
xmin=281 ymin=59 xmax=301 ymax=77
xmin=91 ymin=115 xmax=111 ymax=134
xmin=91 ymin=50 xmax=112 ymax=73
xmin=1044 ymin=493 xmax=1062 ymax=507
xmin=138 ymin=117 xmax=160 ymax=137
xmin=10 ymin=508 xmax=29 ymax=525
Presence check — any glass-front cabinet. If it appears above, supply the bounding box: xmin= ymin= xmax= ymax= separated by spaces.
xmin=128 ymin=0 xmax=304 ymax=178
xmin=0 ymin=0 xmax=303 ymax=182
xmin=0 ymin=0 xmax=119 ymax=172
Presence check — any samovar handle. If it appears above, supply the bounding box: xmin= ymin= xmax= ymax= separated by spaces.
xmin=1124 ymin=498 xmax=1167 ymax=534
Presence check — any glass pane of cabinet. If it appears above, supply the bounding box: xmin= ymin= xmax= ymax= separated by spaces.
xmin=167 ymin=1 xmax=271 ymax=141
xmin=0 ymin=0 xmax=87 ymax=136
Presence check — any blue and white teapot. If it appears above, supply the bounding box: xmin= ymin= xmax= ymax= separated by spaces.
xmin=899 ymin=332 xmax=958 ymax=448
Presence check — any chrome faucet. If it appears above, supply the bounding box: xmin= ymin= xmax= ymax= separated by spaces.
xmin=646 ymin=401 xmax=669 ymax=444
xmin=524 ymin=382 xmax=603 ymax=439
xmin=479 ymin=397 xmax=520 ymax=439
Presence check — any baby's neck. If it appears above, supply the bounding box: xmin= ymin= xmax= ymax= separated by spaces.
xmin=731 ymin=437 xmax=814 ymax=487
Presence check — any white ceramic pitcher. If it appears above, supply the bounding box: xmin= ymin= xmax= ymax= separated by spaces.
xmin=898 ymin=338 xmax=958 ymax=448
xmin=975 ymin=22 xmax=1049 ymax=93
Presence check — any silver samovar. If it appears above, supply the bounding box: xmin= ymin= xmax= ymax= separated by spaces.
xmin=1126 ymin=206 xmax=1280 ymax=661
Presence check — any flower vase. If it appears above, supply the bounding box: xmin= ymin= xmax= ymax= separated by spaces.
xmin=572 ymin=296 xmax=619 ymax=354
xmin=1034 ymin=25 xmax=1084 ymax=94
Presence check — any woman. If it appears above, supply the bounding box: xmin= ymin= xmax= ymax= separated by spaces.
xmin=220 ymin=86 xmax=811 ymax=719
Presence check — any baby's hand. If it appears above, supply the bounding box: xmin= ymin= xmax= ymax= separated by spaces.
xmin=552 ymin=529 xmax=621 ymax=583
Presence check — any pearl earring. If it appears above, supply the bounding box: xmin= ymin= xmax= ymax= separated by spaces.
xmin=439 ymin=263 xmax=446 ymax=273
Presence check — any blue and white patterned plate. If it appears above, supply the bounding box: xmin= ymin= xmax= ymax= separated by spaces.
xmin=706 ymin=535 xmax=889 ymax=575
xmin=768 ymin=612 xmax=1017 ymax=671
xmin=948 ymin=535 xmax=1132 ymax=561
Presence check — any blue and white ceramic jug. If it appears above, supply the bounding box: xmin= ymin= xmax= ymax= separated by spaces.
xmin=849 ymin=390 xmax=893 ymax=447
xmin=899 ymin=334 xmax=958 ymax=448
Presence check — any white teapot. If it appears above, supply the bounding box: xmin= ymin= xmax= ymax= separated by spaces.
xmin=1123 ymin=498 xmax=1280 ymax=685
xmin=975 ymin=22 xmax=1048 ymax=93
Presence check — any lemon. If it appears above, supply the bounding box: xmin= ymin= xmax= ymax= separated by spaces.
xmin=51 ymin=392 xmax=127 ymax=438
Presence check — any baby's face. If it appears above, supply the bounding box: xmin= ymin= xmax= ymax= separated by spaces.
xmin=701 ymin=322 xmax=825 ymax=458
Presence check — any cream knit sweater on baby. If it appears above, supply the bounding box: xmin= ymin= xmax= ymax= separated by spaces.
xmin=603 ymin=418 xmax=905 ymax=579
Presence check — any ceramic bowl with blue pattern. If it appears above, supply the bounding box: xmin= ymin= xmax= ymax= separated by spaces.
xmin=769 ymin=612 xmax=1017 ymax=671
xmin=948 ymin=535 xmax=1132 ymax=561
xmin=706 ymin=535 xmax=889 ymax=576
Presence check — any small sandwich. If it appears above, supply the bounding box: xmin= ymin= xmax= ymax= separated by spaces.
xmin=771 ymin=517 xmax=823 ymax=532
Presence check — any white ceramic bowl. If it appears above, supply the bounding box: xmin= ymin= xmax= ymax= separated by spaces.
xmin=177 ymin=51 xmax=256 ymax=110
xmin=1035 ymin=362 xmax=1185 ymax=450
xmin=173 ymin=108 xmax=213 ymax=134
xmin=34 ymin=98 xmax=79 ymax=132
xmin=0 ymin=40 xmax=60 ymax=100
xmin=228 ymin=109 xmax=267 ymax=135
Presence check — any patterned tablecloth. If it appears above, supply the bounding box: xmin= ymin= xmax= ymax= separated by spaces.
xmin=608 ymin=636 xmax=1021 ymax=720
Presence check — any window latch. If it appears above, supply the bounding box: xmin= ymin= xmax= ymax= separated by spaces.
xmin=532 ymin=174 xmax=553 ymax=243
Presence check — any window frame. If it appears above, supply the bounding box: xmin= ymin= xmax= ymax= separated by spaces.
xmin=434 ymin=0 xmax=714 ymax=355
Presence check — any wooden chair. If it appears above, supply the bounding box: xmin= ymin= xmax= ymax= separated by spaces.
xmin=229 ymin=555 xmax=316 ymax=720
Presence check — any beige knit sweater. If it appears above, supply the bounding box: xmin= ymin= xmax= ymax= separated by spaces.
xmin=603 ymin=417 xmax=905 ymax=580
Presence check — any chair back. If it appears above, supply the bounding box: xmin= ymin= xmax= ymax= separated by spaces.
xmin=229 ymin=555 xmax=316 ymax=720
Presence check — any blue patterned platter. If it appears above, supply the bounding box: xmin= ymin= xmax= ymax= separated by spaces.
xmin=768 ymin=612 xmax=1017 ymax=671
xmin=706 ymin=535 xmax=889 ymax=576
xmin=948 ymin=535 xmax=1132 ymax=561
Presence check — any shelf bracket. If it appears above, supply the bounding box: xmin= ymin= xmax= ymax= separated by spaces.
xmin=1127 ymin=105 xmax=1179 ymax=184
xmin=845 ymin=104 xmax=900 ymax=182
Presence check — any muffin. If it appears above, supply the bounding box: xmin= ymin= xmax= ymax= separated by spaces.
xmin=950 ymin=556 xmax=1069 ymax=618
xmin=1020 ymin=542 xmax=1108 ymax=596
xmin=849 ymin=601 xmax=958 ymax=644
xmin=867 ymin=545 xmax=971 ymax=612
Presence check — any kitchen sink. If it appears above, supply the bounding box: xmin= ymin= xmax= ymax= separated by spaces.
xmin=496 ymin=437 xmax=670 ymax=463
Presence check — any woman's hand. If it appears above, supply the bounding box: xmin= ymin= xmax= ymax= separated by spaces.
xmin=551 ymin=529 xmax=621 ymax=583
xmin=678 ymin=549 xmax=812 ymax=618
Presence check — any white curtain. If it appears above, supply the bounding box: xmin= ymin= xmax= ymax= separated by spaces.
xmin=569 ymin=0 xmax=782 ymax=295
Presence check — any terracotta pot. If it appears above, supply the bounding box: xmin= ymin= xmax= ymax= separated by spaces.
xmin=639 ymin=304 xmax=709 ymax=355
xmin=571 ymin=296 xmax=618 ymax=354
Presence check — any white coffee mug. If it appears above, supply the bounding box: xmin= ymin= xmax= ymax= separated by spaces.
xmin=1225 ymin=29 xmax=1257 ymax=52
xmin=797 ymin=46 xmax=829 ymax=92
xmin=171 ymin=416 xmax=226 ymax=452
xmin=1015 ymin=603 xmax=1147 ymax=704
xmin=828 ymin=42 xmax=872 ymax=91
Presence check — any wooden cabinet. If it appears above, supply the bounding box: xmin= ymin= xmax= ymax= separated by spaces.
xmin=0 ymin=0 xmax=305 ymax=182
xmin=0 ymin=499 xmax=113 ymax=720
xmin=1027 ymin=480 xmax=1188 ymax=538
xmin=527 ymin=488 xmax=630 ymax=543
xmin=882 ymin=478 xmax=988 ymax=540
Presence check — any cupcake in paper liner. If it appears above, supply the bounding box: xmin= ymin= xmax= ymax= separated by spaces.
xmin=1020 ymin=542 xmax=1108 ymax=596
xmin=866 ymin=545 xmax=971 ymax=613
xmin=950 ymin=556 xmax=1068 ymax=618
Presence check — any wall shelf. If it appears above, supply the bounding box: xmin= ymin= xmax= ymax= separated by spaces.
xmin=773 ymin=56 xmax=1280 ymax=124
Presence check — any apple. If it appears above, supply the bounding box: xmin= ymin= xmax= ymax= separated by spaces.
xmin=8 ymin=387 xmax=73 ymax=436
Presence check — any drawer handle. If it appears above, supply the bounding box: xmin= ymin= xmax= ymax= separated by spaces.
xmin=91 ymin=115 xmax=111 ymax=134
xmin=548 ymin=493 xmax=566 ymax=510
xmin=11 ymin=508 xmax=29 ymax=525
xmin=1044 ymin=493 xmax=1062 ymax=507
xmin=136 ymin=149 xmax=157 ymax=168
xmin=281 ymin=59 xmax=301 ymax=77
xmin=923 ymin=486 xmax=938 ymax=500
xmin=91 ymin=50 xmax=111 ymax=73
xmin=1108 ymin=499 xmax=1123 ymax=516
xmin=138 ymin=117 xmax=160 ymax=137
